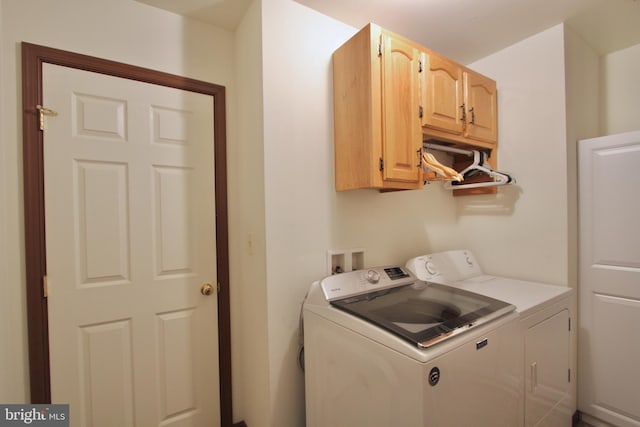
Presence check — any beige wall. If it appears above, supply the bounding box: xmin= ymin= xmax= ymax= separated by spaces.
xmin=232 ymin=0 xmax=270 ymax=425
xmin=564 ymin=27 xmax=600 ymax=288
xmin=0 ymin=0 xmax=14 ymax=404
xmin=4 ymin=0 xmax=622 ymax=425
xmin=564 ymin=26 xmax=601 ymax=411
xmin=260 ymin=1 xmax=354 ymax=425
xmin=601 ymin=42 xmax=640 ymax=135
xmin=0 ymin=0 xmax=236 ymax=405
xmin=463 ymin=25 xmax=570 ymax=285
xmin=256 ymin=3 xmax=579 ymax=425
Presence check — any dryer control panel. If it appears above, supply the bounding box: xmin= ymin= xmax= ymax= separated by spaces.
xmin=405 ymin=255 xmax=445 ymax=283
xmin=407 ymin=250 xmax=484 ymax=282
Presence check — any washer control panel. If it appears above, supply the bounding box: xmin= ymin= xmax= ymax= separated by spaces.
xmin=320 ymin=266 xmax=415 ymax=301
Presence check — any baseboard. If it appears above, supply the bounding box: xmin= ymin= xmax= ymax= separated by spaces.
xmin=572 ymin=411 xmax=580 ymax=426
xmin=580 ymin=412 xmax=617 ymax=427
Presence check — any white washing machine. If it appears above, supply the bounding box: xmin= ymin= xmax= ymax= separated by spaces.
xmin=406 ymin=250 xmax=575 ymax=427
xmin=303 ymin=265 xmax=523 ymax=427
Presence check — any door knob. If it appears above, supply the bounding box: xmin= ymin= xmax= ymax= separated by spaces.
xmin=201 ymin=283 xmax=214 ymax=296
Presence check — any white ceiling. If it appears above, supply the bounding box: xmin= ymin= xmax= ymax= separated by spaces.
xmin=135 ymin=0 xmax=253 ymax=31
xmin=136 ymin=0 xmax=640 ymax=64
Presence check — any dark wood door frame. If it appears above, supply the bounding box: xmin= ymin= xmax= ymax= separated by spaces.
xmin=21 ymin=42 xmax=234 ymax=426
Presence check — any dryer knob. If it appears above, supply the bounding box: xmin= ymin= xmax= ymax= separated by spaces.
xmin=366 ymin=269 xmax=380 ymax=284
xmin=425 ymin=261 xmax=437 ymax=275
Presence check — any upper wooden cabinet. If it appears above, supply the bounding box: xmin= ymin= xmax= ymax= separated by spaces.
xmin=380 ymin=29 xmax=423 ymax=186
xmin=421 ymin=49 xmax=498 ymax=147
xmin=333 ymin=23 xmax=423 ymax=191
xmin=420 ymin=53 xmax=465 ymax=136
xmin=333 ymin=23 xmax=498 ymax=192
xmin=463 ymin=70 xmax=498 ymax=144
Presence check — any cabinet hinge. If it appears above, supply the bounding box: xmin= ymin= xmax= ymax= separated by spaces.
xmin=419 ymin=60 xmax=423 ymax=73
xmin=568 ymin=369 xmax=571 ymax=383
xmin=568 ymin=318 xmax=571 ymax=331
xmin=377 ymin=40 xmax=382 ymax=57
xmin=43 ymin=275 xmax=49 ymax=298
xmin=419 ymin=105 xmax=424 ymax=118
xmin=217 ymin=282 xmax=221 ymax=293
xmin=379 ymin=158 xmax=384 ymax=171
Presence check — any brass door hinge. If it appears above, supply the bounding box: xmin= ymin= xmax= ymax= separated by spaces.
xmin=36 ymin=105 xmax=58 ymax=131
xmin=43 ymin=275 xmax=49 ymax=298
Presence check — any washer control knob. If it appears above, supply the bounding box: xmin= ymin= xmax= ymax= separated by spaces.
xmin=365 ymin=269 xmax=381 ymax=284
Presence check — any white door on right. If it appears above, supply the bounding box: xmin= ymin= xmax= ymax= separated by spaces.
xmin=578 ymin=130 xmax=640 ymax=427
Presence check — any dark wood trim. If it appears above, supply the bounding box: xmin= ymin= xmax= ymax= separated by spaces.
xmin=21 ymin=42 xmax=234 ymax=426
xmin=22 ymin=41 xmax=51 ymax=406
xmin=572 ymin=411 xmax=580 ymax=426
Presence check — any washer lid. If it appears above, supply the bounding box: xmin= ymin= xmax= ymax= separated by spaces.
xmin=331 ymin=280 xmax=515 ymax=348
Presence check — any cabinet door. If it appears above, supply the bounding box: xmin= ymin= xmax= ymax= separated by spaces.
xmin=421 ymin=53 xmax=464 ymax=136
xmin=464 ymin=71 xmax=497 ymax=143
xmin=380 ymin=32 xmax=422 ymax=185
xmin=525 ymin=309 xmax=571 ymax=427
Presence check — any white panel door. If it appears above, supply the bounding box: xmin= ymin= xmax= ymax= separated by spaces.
xmin=578 ymin=131 xmax=640 ymax=427
xmin=43 ymin=63 xmax=219 ymax=427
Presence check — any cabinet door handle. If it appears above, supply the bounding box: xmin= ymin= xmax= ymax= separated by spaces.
xmin=469 ymin=107 xmax=475 ymax=124
xmin=530 ymin=362 xmax=538 ymax=393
